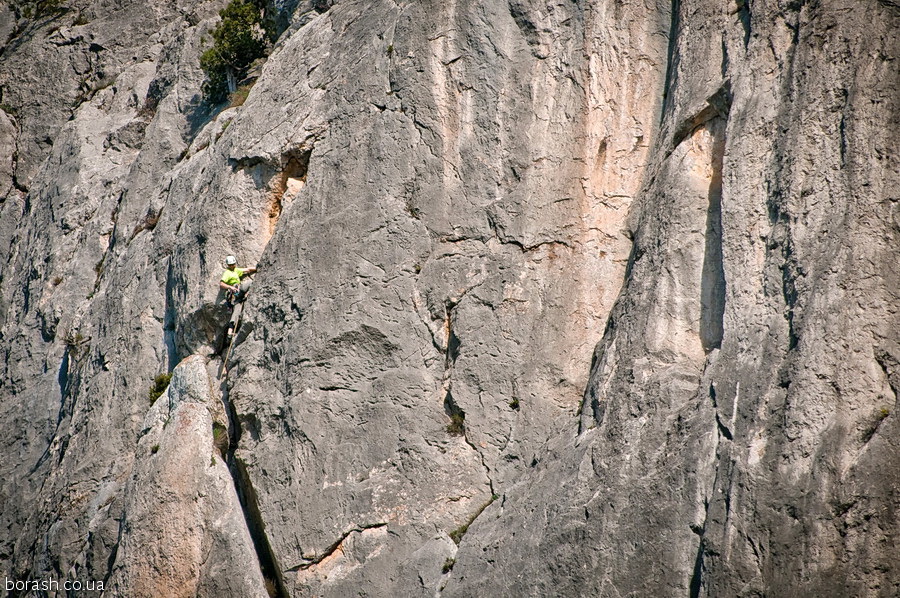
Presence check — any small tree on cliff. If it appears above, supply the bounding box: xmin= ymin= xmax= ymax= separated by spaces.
xmin=10 ymin=0 xmax=64 ymax=20
xmin=200 ymin=0 xmax=274 ymax=104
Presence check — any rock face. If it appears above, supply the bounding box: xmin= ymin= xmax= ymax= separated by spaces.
xmin=107 ymin=355 xmax=266 ymax=598
xmin=0 ymin=0 xmax=898 ymax=597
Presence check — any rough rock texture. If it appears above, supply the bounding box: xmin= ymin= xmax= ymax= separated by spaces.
xmin=107 ymin=355 xmax=266 ymax=598
xmin=444 ymin=1 xmax=900 ymax=597
xmin=0 ymin=0 xmax=232 ymax=588
xmin=1 ymin=0 xmax=898 ymax=597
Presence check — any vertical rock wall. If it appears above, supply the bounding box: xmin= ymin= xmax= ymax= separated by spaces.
xmin=0 ymin=0 xmax=897 ymax=596
xmin=444 ymin=1 xmax=900 ymax=597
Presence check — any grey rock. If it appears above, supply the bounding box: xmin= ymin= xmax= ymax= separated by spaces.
xmin=444 ymin=1 xmax=900 ymax=597
xmin=107 ymin=355 xmax=266 ymax=598
xmin=0 ymin=0 xmax=898 ymax=597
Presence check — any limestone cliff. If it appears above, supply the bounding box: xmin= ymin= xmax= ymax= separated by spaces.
xmin=0 ymin=0 xmax=897 ymax=596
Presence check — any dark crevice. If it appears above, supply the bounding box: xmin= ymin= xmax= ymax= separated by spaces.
xmin=508 ymin=0 xmax=540 ymax=48
xmin=229 ymin=457 xmax=289 ymax=598
xmin=163 ymin=258 xmax=179 ymax=371
xmin=28 ymin=348 xmax=73 ymax=475
xmin=447 ymin=328 xmax=461 ymax=365
xmin=579 ymin=343 xmax=611 ymax=434
xmin=715 ymin=414 xmax=734 ymax=441
xmin=689 ymin=534 xmax=705 ymax=598
xmin=57 ymin=345 xmax=71 ymax=401
xmin=220 ymin=379 xmax=288 ymax=598
xmin=766 ymin=193 xmax=800 ymax=350
xmin=736 ymin=0 xmax=751 ymax=48
xmin=671 ymin=84 xmax=732 ymax=152
xmin=660 ymin=0 xmax=682 ymax=123
xmin=700 ymin=118 xmax=726 ymax=352
xmin=102 ymin=516 xmax=125 ymax=586
xmin=444 ymin=390 xmax=465 ymax=436
xmin=289 ymin=522 xmax=388 ymax=571
xmin=709 ymin=384 xmax=733 ymax=441
xmin=720 ymin=36 xmax=729 ymax=79
xmin=312 ymin=0 xmax=333 ymax=14
xmin=781 ymin=259 xmax=799 ymax=350
xmin=839 ymin=113 xmax=847 ymax=167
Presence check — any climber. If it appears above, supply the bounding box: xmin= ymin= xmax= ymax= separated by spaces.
xmin=219 ymin=255 xmax=256 ymax=308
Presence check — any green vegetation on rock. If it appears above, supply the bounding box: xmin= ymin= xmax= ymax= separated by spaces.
xmin=148 ymin=373 xmax=171 ymax=404
xmin=10 ymin=0 xmax=64 ymax=20
xmin=200 ymin=0 xmax=273 ymax=104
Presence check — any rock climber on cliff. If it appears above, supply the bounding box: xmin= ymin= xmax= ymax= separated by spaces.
xmin=219 ymin=255 xmax=256 ymax=308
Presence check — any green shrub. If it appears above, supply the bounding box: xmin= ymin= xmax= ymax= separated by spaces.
xmin=441 ymin=557 xmax=455 ymax=574
xmin=446 ymin=412 xmax=465 ymax=436
xmin=448 ymin=495 xmax=498 ymax=544
xmin=148 ymin=373 xmax=171 ymax=404
xmin=11 ymin=0 xmax=64 ymax=20
xmin=64 ymin=330 xmax=89 ymax=359
xmin=200 ymin=0 xmax=271 ymax=103
xmin=212 ymin=422 xmax=229 ymax=457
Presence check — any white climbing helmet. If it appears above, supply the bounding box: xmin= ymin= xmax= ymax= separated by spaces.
xmin=225 ymin=255 xmax=237 ymax=266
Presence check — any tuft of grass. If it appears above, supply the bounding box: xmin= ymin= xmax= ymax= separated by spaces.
xmin=212 ymin=422 xmax=229 ymax=457
xmin=441 ymin=557 xmax=455 ymax=574
xmin=130 ymin=209 xmax=161 ymax=241
xmin=446 ymin=412 xmax=465 ymax=436
xmin=228 ymin=82 xmax=254 ymax=108
xmin=404 ymin=197 xmax=420 ymax=219
xmin=150 ymin=444 xmax=160 ymax=454
xmin=51 ymin=275 xmax=63 ymax=286
xmin=448 ymin=495 xmax=498 ymax=545
xmin=508 ymin=397 xmax=520 ymax=410
xmin=64 ymin=330 xmax=89 ymax=358
xmin=148 ymin=373 xmax=171 ymax=404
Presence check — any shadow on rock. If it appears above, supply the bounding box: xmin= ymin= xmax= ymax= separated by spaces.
xmin=177 ymin=301 xmax=232 ymax=358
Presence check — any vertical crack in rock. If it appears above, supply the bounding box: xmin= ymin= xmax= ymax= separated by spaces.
xmin=768 ymin=196 xmax=800 ymax=350
xmin=661 ymin=0 xmax=682 ymax=121
xmin=700 ymin=118 xmax=726 ymax=352
xmin=163 ymin=258 xmax=179 ymax=371
xmin=688 ymin=526 xmax=705 ymax=598
xmin=218 ymin=354 xmax=287 ymax=596
xmin=691 ymin=381 xmax=734 ymax=597
xmin=442 ymin=299 xmax=496 ymax=497
xmin=736 ymin=0 xmax=751 ymax=48
xmin=709 ymin=384 xmax=734 ymax=442
xmin=227 ymin=436 xmax=289 ymax=597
